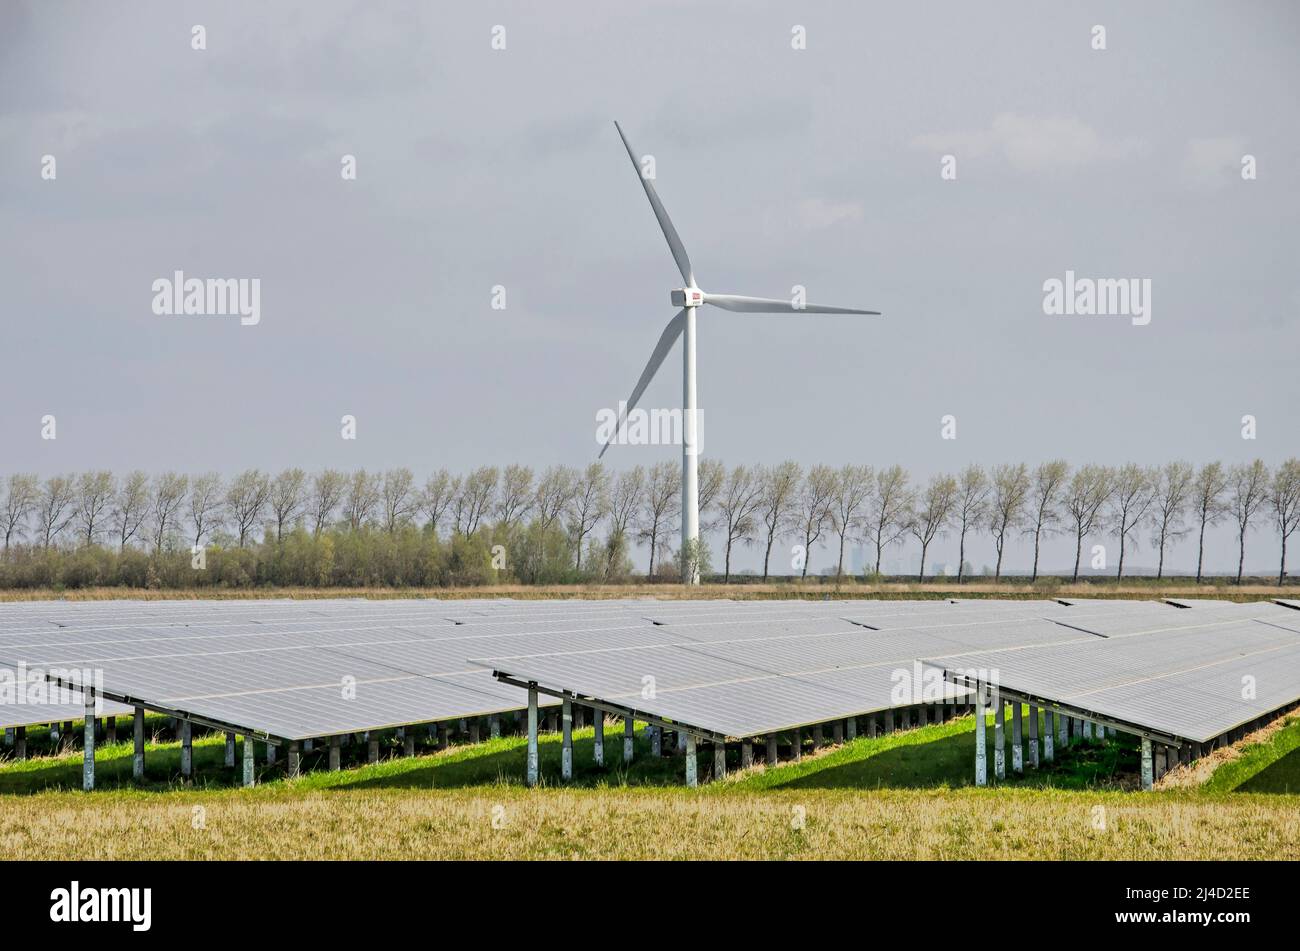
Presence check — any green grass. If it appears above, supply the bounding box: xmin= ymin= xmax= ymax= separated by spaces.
xmin=5 ymin=711 xmax=1296 ymax=797
xmin=1203 ymin=720 xmax=1300 ymax=794
xmin=729 ymin=714 xmax=1138 ymax=792
xmin=0 ymin=716 xmax=683 ymax=794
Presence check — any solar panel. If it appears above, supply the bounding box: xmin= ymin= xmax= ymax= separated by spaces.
xmin=0 ymin=599 xmax=584 ymax=737
xmin=1 ymin=695 xmax=133 ymax=731
xmin=925 ymin=617 xmax=1300 ymax=743
xmin=476 ymin=613 xmax=1119 ymax=738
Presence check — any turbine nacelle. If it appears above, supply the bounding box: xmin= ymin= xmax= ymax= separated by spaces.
xmin=670 ymin=287 xmax=704 ymax=308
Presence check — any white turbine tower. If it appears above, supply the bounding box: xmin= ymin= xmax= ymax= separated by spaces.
xmin=600 ymin=121 xmax=880 ymax=584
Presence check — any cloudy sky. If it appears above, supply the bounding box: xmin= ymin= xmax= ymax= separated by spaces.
xmin=1 ymin=1 xmax=1296 ymax=573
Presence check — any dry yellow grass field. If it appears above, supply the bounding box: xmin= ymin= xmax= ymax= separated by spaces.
xmin=3 ymin=786 xmax=1297 ymax=861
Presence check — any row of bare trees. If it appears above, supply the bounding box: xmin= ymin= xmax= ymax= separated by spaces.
xmin=706 ymin=459 xmax=1299 ymax=585
xmin=2 ymin=459 xmax=1297 ymax=584
xmin=0 ymin=465 xmax=678 ymax=576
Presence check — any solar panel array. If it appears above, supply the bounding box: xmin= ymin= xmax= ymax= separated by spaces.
xmin=0 ymin=597 xmax=1075 ymax=736
xmin=928 ymin=609 xmax=1300 ymax=743
xmin=3 ymin=597 xmax=1298 ymax=750
xmin=1 ymin=599 xmax=602 ymax=737
xmin=1 ymin=597 xmax=911 ymax=737
xmin=475 ymin=599 xmax=1175 ymax=736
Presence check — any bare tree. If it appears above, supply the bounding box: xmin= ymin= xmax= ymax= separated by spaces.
xmin=603 ymin=466 xmax=644 ymax=579
xmin=1228 ymin=460 xmax=1269 ymax=584
xmin=226 ymin=469 xmax=272 ymax=546
xmin=1064 ymin=465 xmax=1113 ymax=582
xmin=831 ymin=464 xmax=873 ymax=581
xmin=1150 ymin=461 xmax=1193 ymax=579
xmin=418 ymin=470 xmax=458 ymax=538
xmin=113 ymin=470 xmax=151 ymax=550
xmin=451 ymin=479 xmax=472 ymax=535
xmin=379 ymin=468 xmax=415 ymax=534
xmin=795 ymin=465 xmax=838 ymax=579
xmin=697 ymin=458 xmax=725 ymax=530
xmin=953 ymin=465 xmax=989 ymax=584
xmin=1270 ymin=458 xmax=1300 ymax=586
xmin=987 ymin=464 xmax=1030 ymax=580
xmin=149 ymin=472 xmax=189 ymax=554
xmin=758 ymin=461 xmax=802 ymax=581
xmin=1026 ymin=460 xmax=1068 ymax=582
xmin=453 ymin=467 xmax=499 ymax=536
xmin=716 ymin=464 xmax=765 ymax=583
xmin=308 ymin=469 xmax=346 ymax=537
xmin=36 ymin=475 xmax=77 ymax=550
xmin=270 ymin=468 xmax=307 ymax=539
xmin=495 ymin=464 xmax=535 ymax=531
xmin=864 ymin=465 xmax=913 ymax=576
xmin=1191 ymin=461 xmax=1229 ymax=583
xmin=567 ymin=462 xmax=610 ymax=570
xmin=1108 ymin=463 xmax=1156 ymax=579
xmin=908 ymin=474 xmax=956 ymax=581
xmin=188 ymin=472 xmax=225 ymax=548
xmin=638 ymin=461 xmax=680 ymax=578
xmin=342 ymin=470 xmax=381 ymax=531
xmin=73 ymin=471 xmax=116 ymax=547
xmin=1 ymin=474 xmax=39 ymax=553
xmin=534 ymin=466 xmax=578 ymax=535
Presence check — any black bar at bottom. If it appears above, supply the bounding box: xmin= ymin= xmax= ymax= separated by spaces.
xmin=1 ymin=860 xmax=1282 ymax=938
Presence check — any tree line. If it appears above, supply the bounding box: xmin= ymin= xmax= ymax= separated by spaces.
xmin=0 ymin=459 xmax=1297 ymax=589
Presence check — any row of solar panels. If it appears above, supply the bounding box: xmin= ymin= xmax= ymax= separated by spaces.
xmin=2 ymin=597 xmax=1298 ymax=747
xmin=482 ymin=599 xmax=1300 ymax=742
xmin=0 ymin=596 xmax=964 ymax=735
xmin=933 ymin=606 xmax=1300 ymax=742
xmin=0 ymin=596 xmax=1103 ymax=734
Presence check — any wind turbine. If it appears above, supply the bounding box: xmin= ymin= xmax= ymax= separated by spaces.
xmin=600 ymin=121 xmax=880 ymax=584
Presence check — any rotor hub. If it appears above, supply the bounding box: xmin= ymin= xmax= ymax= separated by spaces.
xmin=671 ymin=287 xmax=704 ymax=308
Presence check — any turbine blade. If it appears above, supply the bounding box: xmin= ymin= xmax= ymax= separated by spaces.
xmin=704 ymin=293 xmax=880 ymax=316
xmin=598 ymin=308 xmax=687 ymax=458
xmin=614 ymin=121 xmax=694 ymax=285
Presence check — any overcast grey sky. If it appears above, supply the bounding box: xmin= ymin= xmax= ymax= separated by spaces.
xmin=1 ymin=1 xmax=1296 ymax=573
